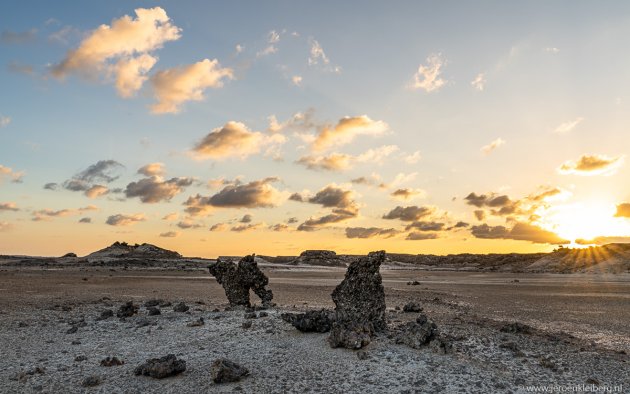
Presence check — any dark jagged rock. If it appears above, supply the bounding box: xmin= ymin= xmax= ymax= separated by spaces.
xmin=207 ymin=255 xmax=273 ymax=308
xmin=100 ymin=356 xmax=124 ymax=367
xmin=116 ymin=302 xmax=138 ymax=318
xmin=500 ymin=322 xmax=533 ymax=334
xmin=173 ymin=302 xmax=189 ymax=313
xmin=147 ymin=306 xmax=161 ymax=316
xmin=81 ymin=375 xmax=102 ymax=387
xmin=134 ymin=354 xmax=186 ymax=379
xmin=328 ymin=251 xmax=387 ymax=349
xmin=96 ymin=309 xmax=113 ymax=321
xmin=394 ymin=314 xmax=438 ymax=349
xmin=402 ymin=302 xmax=423 ymax=313
xmin=281 ymin=309 xmax=335 ymax=333
xmin=186 ymin=317 xmax=204 ymax=327
xmin=210 ymin=358 xmax=249 ymax=384
xmin=144 ymin=299 xmax=164 ymax=308
xmin=407 ymin=280 xmax=421 ymax=286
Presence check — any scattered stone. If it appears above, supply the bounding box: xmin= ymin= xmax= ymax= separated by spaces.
xmin=402 ymin=302 xmax=423 ymax=313
xmin=160 ymin=301 xmax=172 ymax=307
xmin=586 ymin=378 xmax=600 ymax=385
xmin=66 ymin=326 xmax=78 ymax=334
xmin=394 ymin=314 xmax=438 ymax=349
xmin=328 ymin=251 xmax=387 ymax=349
xmin=71 ymin=340 xmax=81 ymax=345
xmin=244 ymin=312 xmax=257 ymax=319
xmin=407 ymin=280 xmax=421 ymax=286
xmin=116 ymin=301 xmax=138 ymax=318
xmin=74 ymin=355 xmax=87 ymax=362
xmin=258 ymin=311 xmax=268 ymax=318
xmin=281 ymin=309 xmax=335 ymax=333
xmin=144 ymin=299 xmax=164 ymax=308
xmin=500 ymin=322 xmax=533 ymax=335
xmin=96 ymin=309 xmax=114 ymax=321
xmin=210 ymin=358 xmax=249 ymax=384
xmin=100 ymin=356 xmax=124 ymax=367
xmin=242 ymin=321 xmax=252 ymax=329
xmin=539 ymin=357 xmax=558 ymax=372
xmin=147 ymin=307 xmax=161 ymax=316
xmin=18 ymin=321 xmax=28 ymax=328
xmin=430 ymin=336 xmax=453 ymax=354
xmin=207 ymin=255 xmax=273 ymax=308
xmin=357 ymin=350 xmax=369 ymax=360
xmin=187 ymin=317 xmax=204 ymax=327
xmin=134 ymin=354 xmax=186 ymax=379
xmin=81 ymin=375 xmax=102 ymax=387
xmin=173 ymin=302 xmax=189 ymax=313
xmin=61 ymin=305 xmax=72 ymax=312
xmin=136 ymin=317 xmax=152 ymax=328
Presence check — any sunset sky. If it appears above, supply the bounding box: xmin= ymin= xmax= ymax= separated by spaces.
xmin=2 ymin=1 xmax=630 ymax=257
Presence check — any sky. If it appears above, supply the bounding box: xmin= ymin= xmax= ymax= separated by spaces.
xmin=2 ymin=1 xmax=630 ymax=258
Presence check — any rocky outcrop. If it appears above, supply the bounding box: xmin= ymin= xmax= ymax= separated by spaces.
xmin=208 ymin=255 xmax=273 ymax=308
xmin=290 ymin=250 xmax=345 ymax=267
xmin=393 ymin=314 xmax=438 ymax=349
xmin=281 ymin=309 xmax=335 ymax=333
xmin=328 ymin=251 xmax=387 ymax=349
xmin=210 ymin=358 xmax=249 ymax=383
xmin=134 ymin=354 xmax=186 ymax=379
xmin=87 ymin=242 xmax=182 ymax=261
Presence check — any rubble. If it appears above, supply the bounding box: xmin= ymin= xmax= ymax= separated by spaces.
xmin=328 ymin=251 xmax=387 ymax=349
xmin=207 ymin=255 xmax=273 ymax=308
xmin=281 ymin=309 xmax=335 ymax=333
xmin=134 ymin=354 xmax=186 ymax=379
xmin=210 ymin=358 xmax=249 ymax=384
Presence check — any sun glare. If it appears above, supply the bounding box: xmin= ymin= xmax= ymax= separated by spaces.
xmin=538 ymin=202 xmax=630 ymax=244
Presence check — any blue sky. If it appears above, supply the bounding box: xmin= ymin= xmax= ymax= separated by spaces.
xmin=2 ymin=1 xmax=630 ymax=257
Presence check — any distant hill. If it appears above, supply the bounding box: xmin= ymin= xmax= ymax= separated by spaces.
xmin=86 ymin=242 xmax=182 ymax=261
xmin=526 ymin=243 xmax=630 ymax=273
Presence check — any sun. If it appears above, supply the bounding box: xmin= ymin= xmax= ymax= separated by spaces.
xmin=537 ymin=201 xmax=630 ymax=244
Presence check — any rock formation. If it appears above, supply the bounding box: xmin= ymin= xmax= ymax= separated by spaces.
xmin=208 ymin=254 xmax=273 ymax=308
xmin=210 ymin=358 xmax=249 ymax=383
xmin=281 ymin=309 xmax=335 ymax=333
xmin=393 ymin=314 xmax=438 ymax=349
xmin=328 ymin=251 xmax=387 ymax=349
xmin=134 ymin=354 xmax=186 ymax=379
xmin=290 ymin=250 xmax=345 ymax=266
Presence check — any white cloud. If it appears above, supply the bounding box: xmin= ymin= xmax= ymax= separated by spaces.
xmin=308 ymin=39 xmax=330 ymax=66
xmin=313 ymin=115 xmax=388 ymax=151
xmin=292 ymin=75 xmax=303 ymax=86
xmin=192 ymin=121 xmax=285 ymax=160
xmin=404 ymin=151 xmax=422 ymax=164
xmin=553 ymin=117 xmax=584 ymax=134
xmin=544 ymin=47 xmax=560 ymax=54
xmin=0 ymin=116 xmax=11 ymax=128
xmin=481 ymin=138 xmax=506 ymax=155
xmin=150 ymin=59 xmax=233 ymax=114
xmin=0 ymin=165 xmax=25 ymax=183
xmin=52 ymin=7 xmax=181 ymax=97
xmin=471 ymin=73 xmax=486 ymax=91
xmin=411 ymin=53 xmax=446 ymax=92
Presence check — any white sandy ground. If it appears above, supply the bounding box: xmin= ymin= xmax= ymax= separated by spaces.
xmin=1 ymin=298 xmax=628 ymax=394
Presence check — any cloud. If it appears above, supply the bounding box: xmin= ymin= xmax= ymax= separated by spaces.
xmin=1 ymin=29 xmax=37 ymax=44
xmin=406 ymin=232 xmax=439 ymax=241
xmin=296 ymin=153 xmax=352 ymax=171
xmin=312 ymin=115 xmax=388 ymax=151
xmin=137 ymin=162 xmax=165 ymax=176
xmin=78 ymin=217 xmax=92 ymax=224
xmin=471 ymin=222 xmax=569 ymax=244
xmin=0 ymin=115 xmax=11 ymax=128
xmin=0 ymin=221 xmax=13 ymax=232
xmin=0 ymin=202 xmax=19 ymax=212
xmin=575 ymin=236 xmax=630 ymax=245
xmin=209 ymin=223 xmax=228 ymax=232
xmin=191 ymin=121 xmax=285 ymax=160
xmin=474 ymin=210 xmax=485 ymax=221
xmin=106 ymin=213 xmax=146 ymax=226
xmin=544 ymin=47 xmax=560 ymax=54
xmin=267 ymin=110 xmax=316 ymax=133
xmin=404 ymin=151 xmax=422 ymax=164
xmin=125 ymin=176 xmax=194 ymax=203
xmin=85 ymin=185 xmax=109 ymax=199
xmin=160 ymin=231 xmax=179 ymax=238
xmin=52 ymin=7 xmax=181 ymax=97
xmin=471 ymin=73 xmax=486 ymax=91
xmin=391 ymin=188 xmax=426 ymax=201
xmin=558 ymin=154 xmax=624 ymax=176
xmin=177 ymin=220 xmax=203 ymax=229
xmin=294 ymin=184 xmax=359 ymax=231
xmin=184 ymin=177 xmax=284 ymax=215
xmin=292 ymin=75 xmax=302 ymax=86
xmin=239 ymin=214 xmax=253 ymax=223
xmin=614 ymin=203 xmax=630 ymax=218
xmin=404 ymin=221 xmax=445 ymax=232
xmin=383 ymin=205 xmax=435 ymax=222
xmin=32 ymin=205 xmax=97 ymax=221
xmin=307 ymin=38 xmax=340 ymax=72
xmin=411 ymin=54 xmax=446 ymax=92
xmin=345 ymin=227 xmax=398 ymax=239
xmin=7 ymin=62 xmax=35 ymax=76
xmin=150 ymin=58 xmax=233 ymax=114
xmin=62 ymin=160 xmax=124 ymax=192
xmin=162 ymin=212 xmax=178 ymax=221
xmin=0 ymin=165 xmax=25 ymax=183
xmin=269 ymin=223 xmax=290 ymax=232
xmin=464 ymin=192 xmax=518 ymax=216
xmin=44 ymin=183 xmax=59 ymax=190
xmin=553 ymin=117 xmax=584 ymax=134
xmin=231 ymin=223 xmax=263 ymax=232
xmin=257 ymin=30 xmax=280 ymax=57
xmin=481 ymin=138 xmax=505 ymax=155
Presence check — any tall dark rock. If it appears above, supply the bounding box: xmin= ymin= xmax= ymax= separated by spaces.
xmin=208 ymin=255 xmax=273 ymax=308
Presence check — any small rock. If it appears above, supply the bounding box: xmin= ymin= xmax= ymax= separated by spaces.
xmin=585 ymin=378 xmax=600 ymax=385
xmin=96 ymin=309 xmax=114 ymax=321
xmin=74 ymin=355 xmax=87 ymax=362
xmin=18 ymin=321 xmax=28 ymax=328
xmin=429 ymin=336 xmax=453 ymax=354
xmin=402 ymin=302 xmax=423 ymax=313
xmin=144 ymin=299 xmax=164 ymax=308
xmin=244 ymin=312 xmax=257 ymax=319
xmin=173 ymin=302 xmax=189 ymax=313
xmin=147 ymin=307 xmax=161 ymax=316
xmin=187 ymin=317 xmax=204 ymax=327
xmin=407 ymin=280 xmax=421 ymax=286
xmin=357 ymin=351 xmax=369 ymax=360
xmin=134 ymin=354 xmax=186 ymax=379
xmin=100 ymin=357 xmax=124 ymax=367
xmin=66 ymin=326 xmax=78 ymax=334
xmin=500 ymin=322 xmax=532 ymax=335
xmin=116 ymin=301 xmax=138 ymax=318
xmin=210 ymin=358 xmax=249 ymax=384
xmin=242 ymin=321 xmax=252 ymax=329
xmin=394 ymin=314 xmax=438 ymax=349
xmin=81 ymin=375 xmax=102 ymax=387
xmin=136 ymin=317 xmax=151 ymax=327
xmin=258 ymin=311 xmax=268 ymax=318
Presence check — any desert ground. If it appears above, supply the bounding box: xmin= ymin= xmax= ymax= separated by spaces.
xmin=0 ymin=263 xmax=628 ymax=393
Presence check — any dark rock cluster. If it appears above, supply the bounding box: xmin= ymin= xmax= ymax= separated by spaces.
xmin=134 ymin=354 xmax=186 ymax=379
xmin=116 ymin=302 xmax=138 ymax=318
xmin=210 ymin=358 xmax=249 ymax=383
xmin=208 ymin=255 xmax=273 ymax=308
xmin=393 ymin=314 xmax=438 ymax=349
xmin=281 ymin=309 xmax=335 ymax=333
xmin=328 ymin=251 xmax=387 ymax=349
